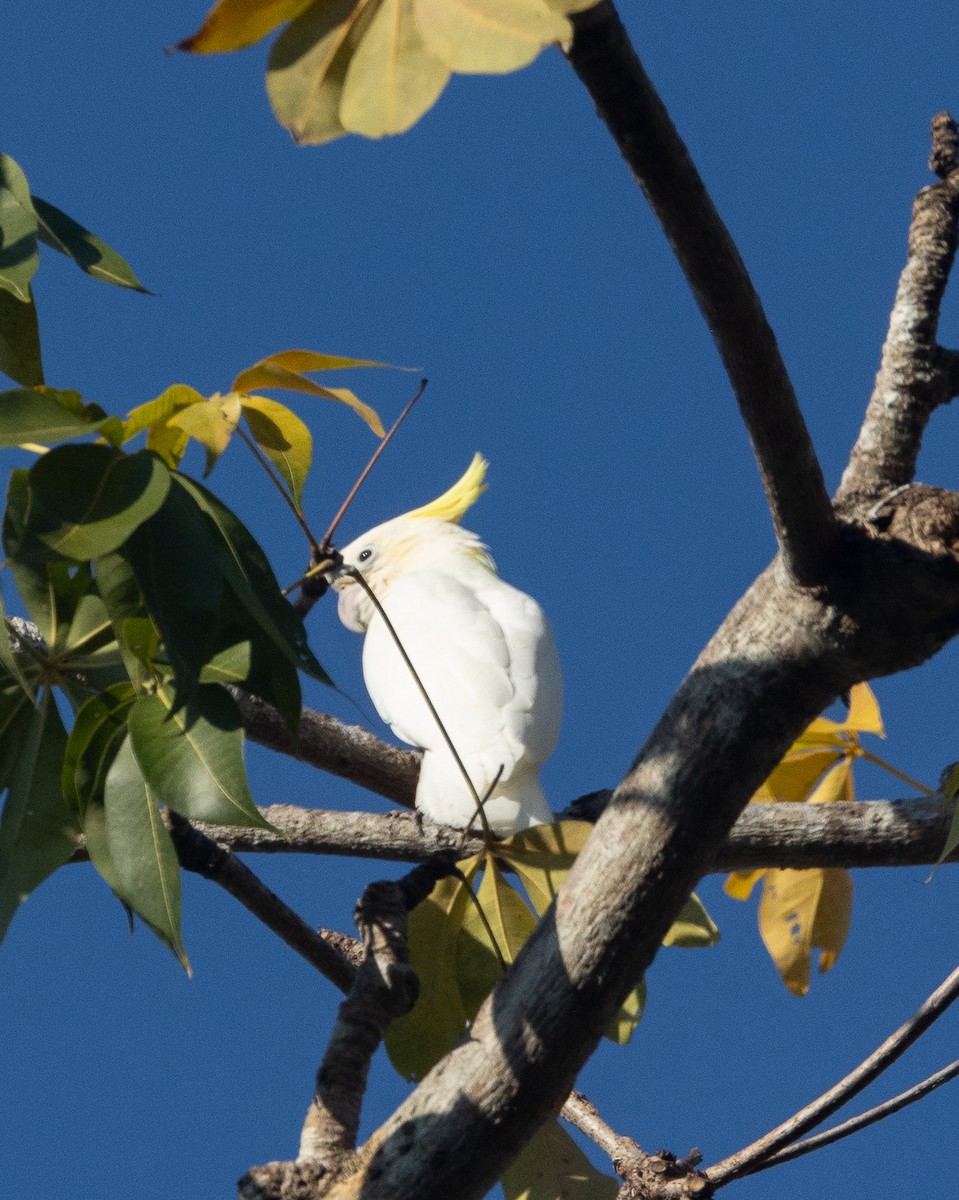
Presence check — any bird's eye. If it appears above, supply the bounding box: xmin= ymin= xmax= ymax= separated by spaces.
xmin=357 ymin=548 xmax=374 ymax=564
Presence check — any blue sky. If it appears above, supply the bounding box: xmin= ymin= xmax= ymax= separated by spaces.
xmin=4 ymin=3 xmax=959 ymax=1197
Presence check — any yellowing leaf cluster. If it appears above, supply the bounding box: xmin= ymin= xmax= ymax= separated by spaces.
xmin=386 ymin=821 xmax=719 ymax=1084
xmin=179 ymin=0 xmax=601 ymax=144
xmin=726 ymin=683 xmax=928 ymax=997
xmin=117 ymin=349 xmax=393 ymax=513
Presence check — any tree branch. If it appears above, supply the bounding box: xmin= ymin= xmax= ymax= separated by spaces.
xmin=167 ymin=813 xmax=357 ymax=994
xmin=564 ymin=1 xmax=837 ymax=586
xmin=836 ymin=113 xmax=959 ymax=511
xmin=185 ymin=795 xmax=952 ymax=872
xmin=741 ymin=1058 xmax=959 ymax=1175
xmin=705 ymin=958 xmax=959 ymax=1185
xmin=231 ymin=688 xmax=419 ymax=809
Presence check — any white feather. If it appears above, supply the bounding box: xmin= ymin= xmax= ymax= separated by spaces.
xmin=333 ymin=517 xmax=562 ymax=833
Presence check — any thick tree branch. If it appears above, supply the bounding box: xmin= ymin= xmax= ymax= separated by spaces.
xmin=189 ymin=795 xmax=953 ymax=871
xmin=705 ymin=958 xmax=959 ymax=1185
xmin=837 ymin=113 xmax=959 ymax=511
xmin=325 ymin=479 xmax=959 ymax=1198
xmin=564 ymin=2 xmax=837 ymax=586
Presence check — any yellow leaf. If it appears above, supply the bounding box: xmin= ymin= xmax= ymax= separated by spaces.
xmin=231 ymin=352 xmax=386 ymax=436
xmin=761 ymin=747 xmax=841 ymax=803
xmin=812 ymin=869 xmax=853 ymax=975
xmin=457 ymin=855 xmax=537 ymax=1017
xmin=414 ymin=0 xmax=571 ymax=74
xmin=725 ymin=868 xmax=764 ymax=900
xmin=758 ymin=868 xmax=853 ymax=996
xmin=340 ymin=0 xmax=451 ymax=138
xmin=542 ymin=0 xmax=601 ymax=11
xmin=806 ymin=759 xmax=854 ymax=805
xmin=240 ymin=395 xmax=313 ymax=511
xmin=494 ymin=819 xmax=592 ymax=914
xmin=846 ymin=682 xmax=885 ymax=737
xmin=177 ymin=0 xmax=317 ymax=53
xmin=605 ymin=979 xmax=646 ymax=1045
xmin=662 ymin=892 xmax=720 ymax=948
xmin=168 ymin=392 xmax=242 ymax=474
xmin=384 ymin=856 xmax=479 ymax=1081
xmin=124 ymin=384 xmax=205 ymax=443
xmin=233 ymin=348 xmax=399 ymax=380
xmin=502 ymin=1119 xmax=619 ymax=1200
xmin=268 ymin=0 xmax=374 ymax=145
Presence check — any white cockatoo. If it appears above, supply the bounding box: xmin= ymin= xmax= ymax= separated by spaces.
xmin=330 ymin=455 xmax=562 ymax=834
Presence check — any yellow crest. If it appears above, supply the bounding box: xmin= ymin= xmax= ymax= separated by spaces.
xmin=403 ymin=453 xmax=488 ymax=523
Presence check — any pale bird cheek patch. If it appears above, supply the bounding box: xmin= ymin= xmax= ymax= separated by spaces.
xmin=337 ymin=584 xmax=368 ymax=633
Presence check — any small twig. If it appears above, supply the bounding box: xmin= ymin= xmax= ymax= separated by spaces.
xmin=294 ymin=379 xmax=427 ymax=614
xmin=348 ymin=568 xmax=495 ymax=840
xmin=317 ymin=378 xmax=428 ymax=552
xmin=565 ymin=2 xmax=837 ymax=587
xmin=561 ymin=1089 xmax=645 ymax=1175
xmin=166 ymin=812 xmax=356 ymax=994
xmin=705 ymin=958 xmax=959 ymax=1186
xmin=746 ymin=1058 xmax=959 ymax=1176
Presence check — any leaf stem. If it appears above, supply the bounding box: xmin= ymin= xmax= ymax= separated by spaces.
xmin=859 ymin=748 xmax=934 ymax=795
xmin=234 ymin=421 xmax=322 ymax=553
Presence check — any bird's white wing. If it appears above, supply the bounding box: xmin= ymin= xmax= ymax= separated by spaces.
xmin=362 ymin=570 xmax=518 ymax=761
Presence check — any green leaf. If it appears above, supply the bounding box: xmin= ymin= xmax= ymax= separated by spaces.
xmin=127 ymin=685 xmax=270 ymax=828
xmin=31 ymin=195 xmax=149 ymax=292
xmin=0 ymin=691 xmax=80 ymax=943
xmin=0 ymin=387 xmax=121 ymax=448
xmin=0 ymin=155 xmax=40 ymax=302
xmin=0 ymin=284 xmax=43 ymax=386
xmin=385 ymin=859 xmax=479 ymax=1081
xmin=61 ymin=684 xmax=136 ymax=818
xmin=26 ymin=444 xmax=171 ymax=560
xmin=103 ymin=733 xmax=188 ymax=969
xmin=92 ymin=552 xmax=154 ymax=686
xmin=0 ymin=576 xmax=35 ymax=698
xmin=121 ymin=477 xmax=225 ymax=705
xmin=501 ymin=1119 xmax=619 ymax=1200
xmin=199 ymin=631 xmax=302 ymax=731
xmin=662 ymin=892 xmax=721 ymax=948
xmin=241 ymin=396 xmax=313 ymax=511
xmin=0 ymin=689 xmax=34 ymax=793
xmin=178 ymin=475 xmax=330 ymax=685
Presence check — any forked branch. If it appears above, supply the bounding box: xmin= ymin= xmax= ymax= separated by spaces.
xmin=837 ymin=112 xmax=959 ymax=510
xmin=705 ymin=958 xmax=959 ymax=1185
